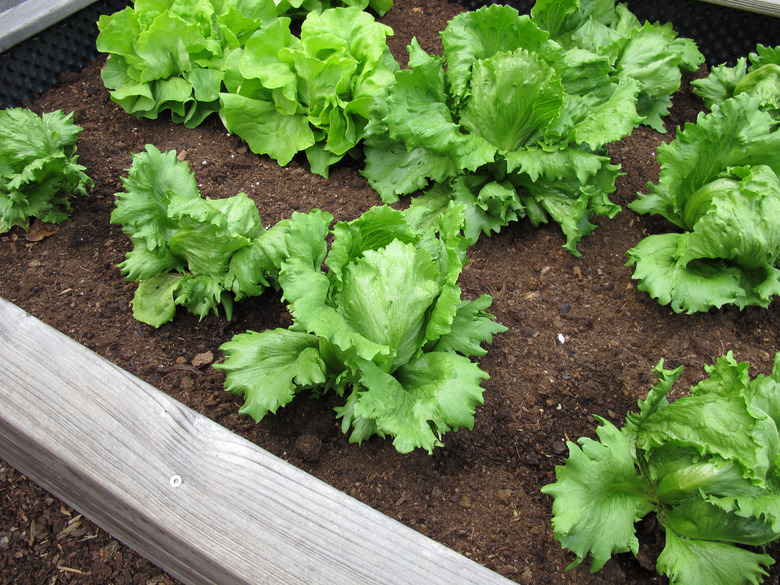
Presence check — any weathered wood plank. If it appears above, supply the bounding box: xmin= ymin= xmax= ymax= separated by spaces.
xmin=0 ymin=0 xmax=98 ymax=52
xmin=0 ymin=296 xmax=516 ymax=585
xmin=702 ymin=0 xmax=780 ymax=16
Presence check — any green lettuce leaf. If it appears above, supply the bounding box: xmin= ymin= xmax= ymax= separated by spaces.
xmin=531 ymin=0 xmax=704 ymax=132
xmin=111 ymin=145 xmax=330 ymax=326
xmin=541 ymin=417 xmax=654 ymax=571
xmin=627 ymin=91 xmax=780 ymax=313
xmin=215 ymin=328 xmax=328 ymax=420
xmin=657 ymin=529 xmax=774 ymax=585
xmin=219 ymin=7 xmax=397 ymax=176
xmin=693 ymin=44 xmax=780 ymax=117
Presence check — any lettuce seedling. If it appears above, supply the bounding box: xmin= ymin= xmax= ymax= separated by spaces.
xmin=0 ymin=108 xmax=92 ymax=234
xmin=543 ymin=352 xmax=780 ymax=585
xmin=626 ymin=90 xmax=780 ymax=313
xmin=111 ymin=144 xmax=331 ymax=326
xmin=215 ymin=203 xmax=506 ymax=453
xmin=218 ymin=7 xmax=398 ymax=177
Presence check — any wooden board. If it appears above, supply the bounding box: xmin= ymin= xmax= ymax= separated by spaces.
xmin=703 ymin=0 xmax=780 ymax=16
xmin=0 ymin=0 xmax=98 ymax=52
xmin=0 ymin=296 xmax=516 ymax=585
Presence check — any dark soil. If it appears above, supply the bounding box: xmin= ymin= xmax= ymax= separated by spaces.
xmin=2 ymin=0 xmax=779 ymax=583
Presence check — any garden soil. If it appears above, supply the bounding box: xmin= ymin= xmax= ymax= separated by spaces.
xmin=1 ymin=0 xmax=779 ymax=583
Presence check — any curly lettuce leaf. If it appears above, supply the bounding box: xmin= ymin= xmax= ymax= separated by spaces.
xmin=531 ymin=0 xmax=704 ymax=132
xmin=627 ymin=91 xmax=780 ymax=313
xmin=343 ymin=351 xmax=488 ymax=453
xmin=97 ymin=0 xmax=278 ymax=127
xmin=657 ymin=529 xmax=774 ymax=585
xmin=693 ymin=44 xmax=780 ymax=115
xmin=0 ymin=108 xmax=92 ymax=233
xmin=630 ymin=93 xmax=780 ymax=227
xmin=216 ymin=328 xmax=329 ymax=420
xmin=541 ymin=417 xmax=654 ymax=571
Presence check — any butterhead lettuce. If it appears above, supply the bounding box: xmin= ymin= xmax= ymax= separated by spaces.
xmin=218 ymin=7 xmax=398 ymax=177
xmin=97 ymin=0 xmax=281 ymax=128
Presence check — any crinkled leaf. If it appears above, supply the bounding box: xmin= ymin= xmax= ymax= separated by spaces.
xmin=459 ymin=49 xmax=564 ymax=152
xmin=353 ymin=352 xmax=488 ymax=453
xmin=440 ymin=5 xmax=554 ymax=104
xmin=334 ymin=240 xmax=440 ymax=370
xmin=216 ymin=329 xmax=327 ymax=420
xmin=0 ymin=108 xmax=92 ymax=233
xmin=432 ymin=295 xmax=506 ymax=357
xmin=541 ymin=417 xmax=654 ymax=571
xmin=131 ymin=272 xmax=183 ymax=327
xmin=625 ymin=233 xmax=779 ymax=313
xmin=656 ymin=528 xmax=774 ymax=585
xmin=629 ymin=93 xmax=780 ymax=227
xmin=110 ymin=145 xmax=200 ymax=251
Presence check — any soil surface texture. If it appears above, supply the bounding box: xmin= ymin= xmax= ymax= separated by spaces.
xmin=2 ymin=0 xmax=779 ymax=583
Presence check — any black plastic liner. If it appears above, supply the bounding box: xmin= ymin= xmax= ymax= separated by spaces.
xmin=0 ymin=0 xmax=131 ymax=108
xmin=0 ymin=0 xmax=778 ymax=108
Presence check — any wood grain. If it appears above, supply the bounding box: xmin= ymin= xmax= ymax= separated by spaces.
xmin=702 ymin=0 xmax=780 ymax=16
xmin=0 ymin=0 xmax=98 ymax=52
xmin=0 ymin=296 xmax=516 ymax=585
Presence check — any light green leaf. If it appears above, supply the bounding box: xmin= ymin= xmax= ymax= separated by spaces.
xmin=353 ymin=352 xmax=488 ymax=453
xmin=219 ymin=92 xmax=315 ymax=165
xmin=335 ymin=240 xmax=440 ymax=370
xmin=625 ymin=233 xmax=758 ymax=313
xmin=132 ymin=273 xmax=183 ymax=327
xmin=216 ymin=329 xmax=327 ymax=420
xmin=541 ymin=417 xmax=654 ymax=571
xmin=459 ymin=49 xmax=564 ymax=152
xmin=432 ymin=295 xmax=507 ymax=357
xmin=440 ymin=5 xmax=553 ymax=103
xmin=657 ymin=528 xmax=774 ymax=585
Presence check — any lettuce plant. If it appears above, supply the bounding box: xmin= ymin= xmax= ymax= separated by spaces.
xmin=626 ymin=91 xmax=780 ymax=313
xmin=0 ymin=108 xmax=92 ymax=234
xmin=361 ymin=4 xmax=640 ymax=254
xmin=361 ymin=2 xmax=702 ymax=254
xmin=218 ymin=7 xmax=398 ymax=177
xmin=543 ymin=352 xmax=780 ymax=585
xmin=215 ymin=203 xmax=506 ymax=453
xmin=110 ymin=144 xmax=331 ymax=326
xmin=97 ymin=0 xmax=279 ymax=128
xmin=530 ymin=0 xmax=704 ymax=132
xmin=97 ymin=0 xmax=393 ymax=130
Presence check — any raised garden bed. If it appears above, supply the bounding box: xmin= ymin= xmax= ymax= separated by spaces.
xmin=2 ymin=0 xmax=780 ymax=583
